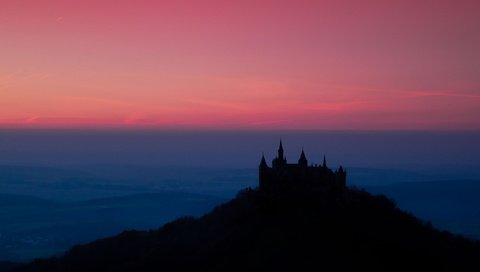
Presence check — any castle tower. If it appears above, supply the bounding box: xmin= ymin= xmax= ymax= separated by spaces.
xmin=298 ymin=148 xmax=308 ymax=167
xmin=272 ymin=140 xmax=287 ymax=168
xmin=259 ymin=153 xmax=270 ymax=190
xmin=259 ymin=153 xmax=268 ymax=169
xmin=336 ymin=166 xmax=347 ymax=187
xmin=278 ymin=140 xmax=285 ymax=160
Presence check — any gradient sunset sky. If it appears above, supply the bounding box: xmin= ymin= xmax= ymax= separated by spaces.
xmin=1 ymin=0 xmax=479 ymax=130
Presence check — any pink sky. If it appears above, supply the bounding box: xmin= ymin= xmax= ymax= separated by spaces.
xmin=1 ymin=0 xmax=479 ymax=130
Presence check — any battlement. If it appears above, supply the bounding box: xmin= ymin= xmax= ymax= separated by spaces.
xmin=259 ymin=141 xmax=346 ymax=192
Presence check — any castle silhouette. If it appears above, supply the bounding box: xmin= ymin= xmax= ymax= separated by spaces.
xmin=259 ymin=141 xmax=346 ymax=192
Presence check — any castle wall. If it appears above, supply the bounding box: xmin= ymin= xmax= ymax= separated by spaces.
xmin=259 ymin=143 xmax=346 ymax=192
xmin=259 ymin=164 xmax=346 ymax=192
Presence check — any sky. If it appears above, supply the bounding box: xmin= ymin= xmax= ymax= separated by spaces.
xmin=2 ymin=130 xmax=480 ymax=170
xmin=1 ymin=0 xmax=479 ymax=130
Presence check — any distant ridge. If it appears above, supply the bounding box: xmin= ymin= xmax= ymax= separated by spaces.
xmin=0 ymin=194 xmax=52 ymax=206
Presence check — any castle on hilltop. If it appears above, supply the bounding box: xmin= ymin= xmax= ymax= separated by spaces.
xmin=259 ymin=141 xmax=346 ymax=192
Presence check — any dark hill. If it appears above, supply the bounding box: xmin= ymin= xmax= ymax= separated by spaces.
xmin=0 ymin=262 xmax=18 ymax=272
xmin=13 ymin=187 xmax=480 ymax=272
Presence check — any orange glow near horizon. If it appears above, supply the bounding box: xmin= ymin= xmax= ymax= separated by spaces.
xmin=1 ymin=1 xmax=480 ymax=130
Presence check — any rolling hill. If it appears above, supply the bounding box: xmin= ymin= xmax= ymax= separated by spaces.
xmin=13 ymin=187 xmax=480 ymax=272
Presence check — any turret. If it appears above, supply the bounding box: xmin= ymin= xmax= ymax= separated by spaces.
xmin=259 ymin=153 xmax=268 ymax=169
xmin=336 ymin=165 xmax=347 ymax=187
xmin=259 ymin=153 xmax=270 ymax=191
xmin=278 ymin=140 xmax=284 ymax=160
xmin=272 ymin=140 xmax=287 ymax=168
xmin=298 ymin=148 xmax=308 ymax=167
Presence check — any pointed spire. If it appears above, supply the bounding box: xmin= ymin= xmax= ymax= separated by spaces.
xmin=338 ymin=165 xmax=344 ymax=173
xmin=322 ymin=155 xmax=327 ymax=168
xmin=298 ymin=147 xmax=308 ymax=166
xmin=260 ymin=153 xmax=268 ymax=168
xmin=300 ymin=148 xmax=306 ymax=160
xmin=278 ymin=139 xmax=284 ymax=159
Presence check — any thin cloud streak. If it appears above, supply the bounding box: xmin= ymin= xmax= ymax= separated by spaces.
xmin=405 ymin=91 xmax=480 ymax=99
